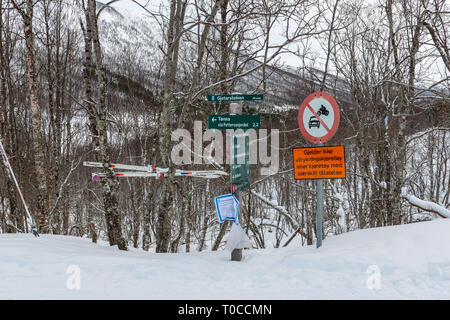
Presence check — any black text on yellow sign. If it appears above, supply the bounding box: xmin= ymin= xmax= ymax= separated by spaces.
xmin=292 ymin=146 xmax=346 ymax=180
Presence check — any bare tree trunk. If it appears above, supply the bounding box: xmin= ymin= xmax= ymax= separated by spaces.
xmin=156 ymin=0 xmax=187 ymax=253
xmin=12 ymin=0 xmax=49 ymax=233
xmin=80 ymin=0 xmax=126 ymax=250
xmin=386 ymin=0 xmax=423 ymax=225
xmin=142 ymin=183 xmax=152 ymax=251
xmin=0 ymin=3 xmax=22 ymax=232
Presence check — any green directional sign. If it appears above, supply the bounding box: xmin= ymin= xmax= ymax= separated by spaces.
xmin=208 ymin=115 xmax=260 ymax=130
xmin=208 ymin=94 xmax=263 ymax=102
xmin=231 ymin=131 xmax=250 ymax=184
xmin=232 ymin=178 xmax=250 ymax=193
xmin=231 ymin=163 xmax=249 ymax=182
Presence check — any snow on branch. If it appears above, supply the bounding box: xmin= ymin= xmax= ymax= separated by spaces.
xmin=402 ymin=193 xmax=450 ymax=219
xmin=251 ymin=190 xmax=298 ymax=229
xmin=406 ymin=127 xmax=450 ymax=146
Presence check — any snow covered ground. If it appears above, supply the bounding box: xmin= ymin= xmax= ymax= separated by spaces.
xmin=1 ymin=219 xmax=449 ymax=300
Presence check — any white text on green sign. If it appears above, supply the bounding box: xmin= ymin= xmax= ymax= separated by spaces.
xmin=208 ymin=94 xmax=263 ymax=102
xmin=208 ymin=115 xmax=260 ymax=130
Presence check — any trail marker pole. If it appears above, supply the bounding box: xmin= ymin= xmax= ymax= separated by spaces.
xmin=0 ymin=137 xmax=37 ymax=236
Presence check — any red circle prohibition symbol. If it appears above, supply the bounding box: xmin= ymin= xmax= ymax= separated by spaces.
xmin=298 ymin=91 xmax=340 ymax=144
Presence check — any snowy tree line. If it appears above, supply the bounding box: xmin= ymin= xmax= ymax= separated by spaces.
xmin=0 ymin=0 xmax=448 ymax=252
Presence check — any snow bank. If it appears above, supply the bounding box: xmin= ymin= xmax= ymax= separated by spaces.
xmin=1 ymin=219 xmax=450 ymax=299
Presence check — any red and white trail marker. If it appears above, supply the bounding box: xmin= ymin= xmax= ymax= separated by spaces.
xmin=298 ymin=91 xmax=340 ymax=144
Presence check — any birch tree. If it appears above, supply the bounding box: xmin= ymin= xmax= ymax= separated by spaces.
xmin=11 ymin=0 xmax=50 ymax=233
xmin=79 ymin=0 xmax=127 ymax=250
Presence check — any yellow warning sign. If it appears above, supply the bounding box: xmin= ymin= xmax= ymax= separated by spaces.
xmin=293 ymin=146 xmax=346 ymax=179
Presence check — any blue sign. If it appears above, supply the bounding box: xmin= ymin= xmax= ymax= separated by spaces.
xmin=214 ymin=194 xmax=239 ymax=223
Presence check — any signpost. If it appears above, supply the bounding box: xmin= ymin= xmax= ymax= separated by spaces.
xmin=297 ymin=92 xmax=342 ymax=249
xmin=208 ymin=115 xmax=260 ymax=130
xmin=209 ymin=92 xmax=263 ymax=261
xmin=83 ymin=161 xmax=228 ymax=179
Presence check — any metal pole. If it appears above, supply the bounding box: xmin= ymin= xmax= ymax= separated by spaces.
xmin=316 ymin=178 xmax=323 ymax=248
xmin=316 ymin=144 xmax=323 ymax=248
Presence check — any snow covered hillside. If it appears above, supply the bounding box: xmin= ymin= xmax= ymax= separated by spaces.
xmin=1 ymin=219 xmax=449 ymax=300
xmin=94 ymin=1 xmax=348 ymax=109
xmin=96 ymin=3 xmax=161 ymax=83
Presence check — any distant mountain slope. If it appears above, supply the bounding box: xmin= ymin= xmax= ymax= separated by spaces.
xmin=94 ymin=1 xmax=351 ymax=109
xmin=96 ymin=1 xmax=163 ymax=90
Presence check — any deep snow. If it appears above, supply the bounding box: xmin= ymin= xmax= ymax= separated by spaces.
xmin=1 ymin=219 xmax=449 ymax=299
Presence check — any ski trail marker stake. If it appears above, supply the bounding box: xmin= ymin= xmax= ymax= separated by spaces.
xmin=0 ymin=137 xmax=38 ymax=236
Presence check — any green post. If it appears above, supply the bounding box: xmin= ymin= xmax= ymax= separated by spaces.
xmin=231 ymin=95 xmax=243 ymax=261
